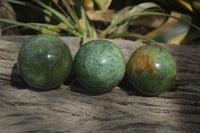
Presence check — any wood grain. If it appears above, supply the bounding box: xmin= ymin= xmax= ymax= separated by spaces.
xmin=0 ymin=36 xmax=200 ymax=133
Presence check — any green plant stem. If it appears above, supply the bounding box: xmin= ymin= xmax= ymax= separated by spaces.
xmin=101 ymin=12 xmax=200 ymax=38
xmin=33 ymin=0 xmax=74 ymax=29
xmin=0 ymin=18 xmax=82 ymax=37
xmin=80 ymin=1 xmax=88 ymax=43
xmin=73 ymin=0 xmax=97 ymax=41
xmin=61 ymin=0 xmax=84 ymax=35
xmin=108 ymin=32 xmax=159 ymax=45
xmin=54 ymin=2 xmax=76 ymax=26
xmin=0 ymin=18 xmax=40 ymax=30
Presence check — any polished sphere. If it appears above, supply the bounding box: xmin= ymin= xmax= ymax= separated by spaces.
xmin=126 ymin=45 xmax=177 ymax=95
xmin=18 ymin=34 xmax=72 ymax=89
xmin=73 ymin=40 xmax=126 ymax=93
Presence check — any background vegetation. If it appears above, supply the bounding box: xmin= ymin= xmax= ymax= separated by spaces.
xmin=0 ymin=0 xmax=200 ymax=44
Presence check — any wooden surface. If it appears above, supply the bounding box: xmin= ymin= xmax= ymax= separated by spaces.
xmin=0 ymin=36 xmax=200 ymax=133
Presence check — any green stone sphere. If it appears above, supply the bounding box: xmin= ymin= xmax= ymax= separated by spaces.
xmin=73 ymin=40 xmax=126 ymax=93
xmin=126 ymin=45 xmax=177 ymax=96
xmin=18 ymin=34 xmax=72 ymax=89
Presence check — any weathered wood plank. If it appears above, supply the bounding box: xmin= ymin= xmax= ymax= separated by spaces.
xmin=0 ymin=36 xmax=200 ymax=133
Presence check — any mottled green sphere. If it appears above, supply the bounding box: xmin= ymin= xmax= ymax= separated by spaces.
xmin=127 ymin=45 xmax=177 ymax=96
xmin=18 ymin=34 xmax=72 ymax=89
xmin=73 ymin=40 xmax=126 ymax=93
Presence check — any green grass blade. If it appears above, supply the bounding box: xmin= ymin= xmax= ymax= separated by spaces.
xmin=80 ymin=2 xmax=97 ymax=38
xmin=78 ymin=0 xmax=89 ymax=42
xmin=101 ymin=12 xmax=200 ymax=38
xmin=109 ymin=2 xmax=165 ymax=34
xmin=5 ymin=0 xmax=61 ymax=22
xmin=0 ymin=18 xmax=40 ymax=30
xmin=71 ymin=0 xmax=97 ymax=39
xmin=107 ymin=6 xmax=132 ymax=34
xmin=108 ymin=32 xmax=159 ymax=45
xmin=93 ymin=0 xmax=112 ymax=11
xmin=116 ymin=2 xmax=164 ymax=33
xmin=0 ymin=18 xmax=82 ymax=37
xmin=53 ymin=1 xmax=76 ymax=27
xmin=27 ymin=23 xmax=83 ymax=36
xmin=61 ymin=0 xmax=84 ymax=35
xmin=33 ymin=0 xmax=74 ymax=29
xmin=111 ymin=6 xmax=132 ymax=24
